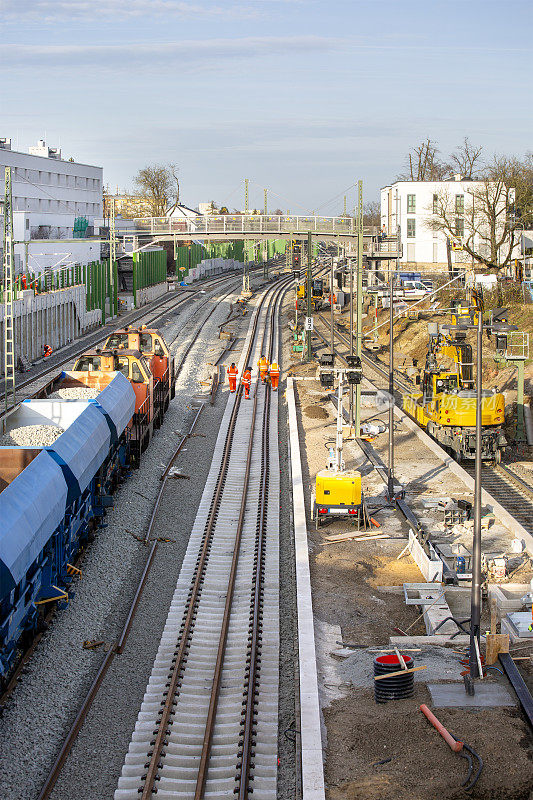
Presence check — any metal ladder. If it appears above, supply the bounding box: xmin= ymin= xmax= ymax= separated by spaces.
xmin=3 ymin=167 xmax=16 ymax=416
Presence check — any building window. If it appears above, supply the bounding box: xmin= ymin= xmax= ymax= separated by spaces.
xmin=433 ymin=193 xmax=438 ymax=214
xmin=407 ymin=218 xmax=416 ymax=238
xmin=455 ymin=194 xmax=464 ymax=214
xmin=407 ymin=194 xmax=416 ymax=213
xmin=455 ymin=217 xmax=464 ymax=238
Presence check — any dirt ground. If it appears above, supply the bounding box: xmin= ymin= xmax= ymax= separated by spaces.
xmin=289 ymin=352 xmax=533 ymax=799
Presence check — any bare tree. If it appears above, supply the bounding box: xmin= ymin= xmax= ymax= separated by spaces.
xmin=428 ymin=155 xmax=521 ymax=272
xmin=133 ymin=163 xmax=180 ymax=217
xmin=447 ymin=137 xmax=484 ymax=179
xmin=363 ymin=200 xmax=380 ymax=227
xmin=398 ymin=138 xmax=448 ymax=181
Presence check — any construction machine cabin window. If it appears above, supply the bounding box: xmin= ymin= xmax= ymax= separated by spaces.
xmin=107 ymin=333 xmax=128 ymax=349
xmin=407 ymin=218 xmax=416 ymax=238
xmin=407 ymin=194 xmax=416 ymax=213
xmin=139 ymin=333 xmax=153 ymax=353
xmin=117 ymin=357 xmax=130 ymax=377
xmin=435 ymin=375 xmax=459 ymax=393
xmin=131 ymin=362 xmax=144 ymax=383
xmin=75 ymin=356 xmax=95 ymax=372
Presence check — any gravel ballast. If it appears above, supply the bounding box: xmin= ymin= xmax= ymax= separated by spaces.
xmin=48 ymin=388 xmax=100 ymax=400
xmin=0 ymin=425 xmax=64 ymax=447
xmin=0 ymin=276 xmax=251 ymax=800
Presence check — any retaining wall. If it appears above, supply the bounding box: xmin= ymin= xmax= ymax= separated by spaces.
xmin=134 ymin=281 xmax=168 ymax=308
xmin=184 ymin=258 xmax=240 ymax=284
xmin=0 ymin=285 xmax=101 ymax=373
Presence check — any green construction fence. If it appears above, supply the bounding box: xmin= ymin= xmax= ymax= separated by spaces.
xmin=132 ymin=249 xmax=167 ymax=307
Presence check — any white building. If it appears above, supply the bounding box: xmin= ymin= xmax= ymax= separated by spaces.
xmin=0 ymin=138 xmax=103 ymax=275
xmin=380 ymin=177 xmax=513 ymax=271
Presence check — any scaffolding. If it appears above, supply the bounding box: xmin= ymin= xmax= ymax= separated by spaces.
xmin=3 ymin=166 xmax=15 ymax=416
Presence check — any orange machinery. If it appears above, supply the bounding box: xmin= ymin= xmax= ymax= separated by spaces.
xmin=105 ymin=326 xmax=175 ymax=427
xmin=69 ymin=349 xmax=154 ymax=463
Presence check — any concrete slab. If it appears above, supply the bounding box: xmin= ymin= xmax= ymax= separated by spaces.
xmin=428 ymin=682 xmax=516 ymax=708
xmin=287 ymin=378 xmax=326 ymax=800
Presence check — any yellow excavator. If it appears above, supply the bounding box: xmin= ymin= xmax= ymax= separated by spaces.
xmin=403 ymin=324 xmax=506 ymax=463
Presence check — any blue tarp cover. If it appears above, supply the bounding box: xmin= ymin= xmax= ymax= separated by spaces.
xmin=0 ymin=451 xmax=67 ymax=593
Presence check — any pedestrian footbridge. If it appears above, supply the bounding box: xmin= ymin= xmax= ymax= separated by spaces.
xmin=130 ymin=214 xmax=359 ymax=242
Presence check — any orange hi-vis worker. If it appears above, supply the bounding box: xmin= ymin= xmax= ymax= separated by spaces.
xmin=43 ymin=344 xmax=53 ymax=358
xmin=269 ymin=361 xmax=280 ymax=391
xmin=258 ymin=355 xmax=269 ymax=384
xmin=227 ymin=362 xmax=239 ymax=393
xmin=241 ymin=367 xmax=252 ymax=399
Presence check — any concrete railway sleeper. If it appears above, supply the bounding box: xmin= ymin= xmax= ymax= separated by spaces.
xmin=33 ymin=279 xmax=259 ymax=799
xmin=115 ymin=278 xmax=288 ymax=799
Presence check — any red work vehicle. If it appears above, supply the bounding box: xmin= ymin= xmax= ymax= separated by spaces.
xmin=105 ymin=326 xmax=175 ymax=429
xmin=70 ymin=349 xmax=154 ymax=465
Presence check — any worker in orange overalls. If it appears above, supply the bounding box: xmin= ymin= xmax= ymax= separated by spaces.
xmin=21 ymin=274 xmax=28 ymax=290
xmin=257 ymin=355 xmax=269 ymax=384
xmin=227 ymin=362 xmax=239 ymax=393
xmin=241 ymin=366 xmax=252 ymax=399
xmin=43 ymin=344 xmax=53 ymax=358
xmin=269 ymin=361 xmax=280 ymax=391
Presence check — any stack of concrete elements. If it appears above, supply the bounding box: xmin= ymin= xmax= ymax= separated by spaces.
xmin=0 ymin=285 xmax=101 ymax=373
xmin=184 ymin=258 xmax=240 ymax=284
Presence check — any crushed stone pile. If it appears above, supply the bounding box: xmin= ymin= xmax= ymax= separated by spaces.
xmin=0 ymin=425 xmax=64 ymax=447
xmin=49 ymin=387 xmax=100 ymax=400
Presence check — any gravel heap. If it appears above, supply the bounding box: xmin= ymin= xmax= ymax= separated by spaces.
xmin=49 ymin=387 xmax=100 ymax=400
xmin=0 ymin=424 xmax=64 ymax=447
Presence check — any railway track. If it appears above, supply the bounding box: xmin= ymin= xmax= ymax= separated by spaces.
xmin=462 ymin=463 xmax=533 ymax=537
xmin=113 ymin=278 xmax=287 ymax=799
xmin=0 ymin=269 xmax=252 ymax=413
xmin=314 ymin=313 xmax=533 ymax=534
xmin=32 ymin=274 xmax=262 ymax=800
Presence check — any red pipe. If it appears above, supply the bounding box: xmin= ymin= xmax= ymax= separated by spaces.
xmin=420 ymin=704 xmax=463 ymax=753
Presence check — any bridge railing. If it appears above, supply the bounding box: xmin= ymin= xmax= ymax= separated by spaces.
xmin=132 ymin=214 xmax=358 ymax=236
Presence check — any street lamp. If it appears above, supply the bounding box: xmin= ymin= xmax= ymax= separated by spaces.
xmin=443 ymin=315 xmax=516 ymax=693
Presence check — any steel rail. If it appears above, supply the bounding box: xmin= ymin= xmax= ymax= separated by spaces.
xmin=0 ymin=272 xmax=239 ymax=416
xmin=315 ymin=311 xmax=533 ymax=552
xmin=139 ymin=276 xmax=291 ymax=799
xmin=196 ymin=278 xmax=283 ymax=800
xmin=34 ymin=290 xmax=232 ymax=800
xmin=237 ymin=286 xmax=280 ymax=800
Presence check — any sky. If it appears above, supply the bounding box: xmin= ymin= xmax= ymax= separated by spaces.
xmin=1 ymin=0 xmax=532 ymax=214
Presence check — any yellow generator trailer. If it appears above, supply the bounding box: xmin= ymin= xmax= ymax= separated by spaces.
xmin=314 ymin=468 xmax=365 ymax=528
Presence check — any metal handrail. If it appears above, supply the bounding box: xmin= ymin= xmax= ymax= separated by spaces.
xmin=132 ymin=213 xmax=359 ymax=237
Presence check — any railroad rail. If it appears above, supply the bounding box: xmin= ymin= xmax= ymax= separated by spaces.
xmin=0 ymin=271 xmax=243 ymax=415
xmin=313 ymin=313 xmax=533 ymax=538
xmin=462 ymin=463 xmax=533 ymax=537
xmin=114 ymin=277 xmax=287 ymax=799
xmin=35 ymin=279 xmax=280 ymax=800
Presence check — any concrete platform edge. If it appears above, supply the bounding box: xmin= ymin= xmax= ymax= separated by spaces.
xmin=286 ymin=377 xmax=326 ymax=800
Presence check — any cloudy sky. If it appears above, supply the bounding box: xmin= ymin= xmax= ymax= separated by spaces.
xmin=1 ymin=0 xmax=531 ymax=212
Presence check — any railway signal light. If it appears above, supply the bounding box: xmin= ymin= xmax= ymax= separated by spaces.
xmin=319 ymin=352 xmax=335 ymax=388
xmin=345 ymin=354 xmax=362 ymax=385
